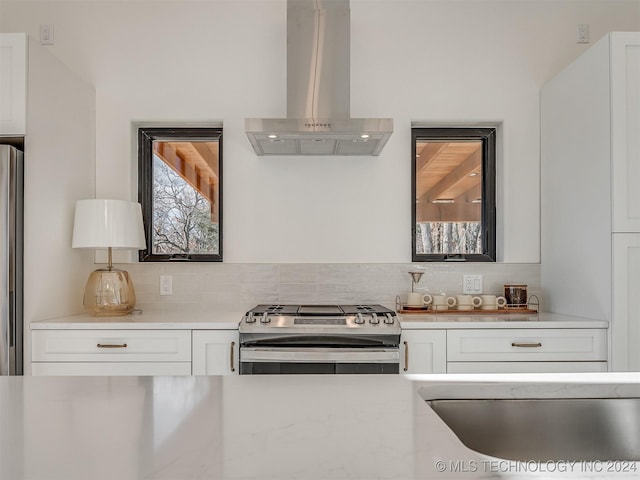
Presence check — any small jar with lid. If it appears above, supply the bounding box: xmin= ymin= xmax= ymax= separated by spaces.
xmin=504 ymin=284 xmax=527 ymax=308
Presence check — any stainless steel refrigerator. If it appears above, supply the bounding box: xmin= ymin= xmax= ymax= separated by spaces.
xmin=0 ymin=144 xmax=23 ymax=375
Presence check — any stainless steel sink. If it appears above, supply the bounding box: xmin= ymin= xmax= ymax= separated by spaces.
xmin=427 ymin=398 xmax=640 ymax=461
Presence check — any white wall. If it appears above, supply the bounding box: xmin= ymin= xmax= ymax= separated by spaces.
xmin=2 ymin=0 xmax=639 ymax=264
xmin=22 ymin=37 xmax=96 ymax=372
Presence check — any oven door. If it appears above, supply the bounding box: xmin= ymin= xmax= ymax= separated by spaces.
xmin=239 ymin=347 xmax=400 ymax=374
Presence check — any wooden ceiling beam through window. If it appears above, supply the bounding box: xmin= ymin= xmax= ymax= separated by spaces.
xmin=415 ymin=141 xmax=482 ymax=223
xmin=416 ymin=142 xmax=449 ymax=174
xmin=418 ymin=146 xmax=481 ymax=204
xmin=153 ymin=141 xmax=219 ymax=222
xmin=454 ymin=182 xmax=482 ymax=204
xmin=191 ymin=142 xmax=220 ymax=179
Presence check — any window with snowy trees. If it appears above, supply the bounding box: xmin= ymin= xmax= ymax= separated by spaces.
xmin=138 ymin=127 xmax=222 ymax=262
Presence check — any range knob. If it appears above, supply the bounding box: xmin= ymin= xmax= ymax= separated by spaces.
xmin=383 ymin=314 xmax=395 ymax=325
xmin=260 ymin=314 xmax=271 ymax=324
xmin=354 ymin=313 xmax=365 ymax=324
xmin=369 ymin=314 xmax=380 ymax=325
xmin=245 ymin=314 xmax=256 ymax=324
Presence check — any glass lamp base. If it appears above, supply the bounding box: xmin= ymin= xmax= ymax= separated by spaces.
xmin=83 ymin=268 xmax=137 ymax=316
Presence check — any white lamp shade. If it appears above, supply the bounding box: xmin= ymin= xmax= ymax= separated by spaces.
xmin=72 ymin=199 xmax=146 ymax=249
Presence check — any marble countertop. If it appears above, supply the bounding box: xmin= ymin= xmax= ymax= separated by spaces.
xmin=2 ymin=373 xmax=639 ymax=480
xmin=400 ymin=311 xmax=608 ymax=328
xmin=31 ymin=310 xmax=608 ymax=330
xmin=30 ymin=309 xmax=245 ymax=329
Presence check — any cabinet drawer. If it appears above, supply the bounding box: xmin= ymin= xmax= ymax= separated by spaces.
xmin=447 ymin=329 xmax=607 ymax=362
xmin=32 ymin=330 xmax=191 ymax=362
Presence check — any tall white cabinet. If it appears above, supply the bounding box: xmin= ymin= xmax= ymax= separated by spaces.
xmin=541 ymin=32 xmax=640 ymax=371
xmin=0 ymin=34 xmax=27 ymax=134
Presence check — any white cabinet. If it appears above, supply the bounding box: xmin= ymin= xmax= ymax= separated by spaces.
xmin=400 ymin=319 xmax=607 ymax=374
xmin=0 ymin=33 xmax=27 ymax=135
xmin=31 ymin=329 xmax=192 ymax=376
xmin=31 ymin=326 xmax=242 ymax=376
xmin=446 ymin=328 xmax=607 ymax=373
xmin=31 ymin=319 xmax=607 ymax=375
xmin=400 ymin=329 xmax=446 ymax=374
xmin=611 ymin=34 xmax=640 ymax=232
xmin=192 ymin=330 xmax=239 ymax=375
xmin=612 ymin=235 xmax=640 ymax=370
xmin=541 ymin=32 xmax=640 ymax=371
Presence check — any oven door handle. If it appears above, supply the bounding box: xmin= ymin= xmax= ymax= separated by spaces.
xmin=240 ymin=347 xmax=399 ymax=363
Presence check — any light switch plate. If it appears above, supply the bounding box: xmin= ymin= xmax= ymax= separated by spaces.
xmin=160 ymin=275 xmax=173 ymax=296
xmin=463 ymin=274 xmax=483 ymax=294
xmin=39 ymin=24 xmax=54 ymax=45
xmin=577 ymin=23 xmax=590 ymax=44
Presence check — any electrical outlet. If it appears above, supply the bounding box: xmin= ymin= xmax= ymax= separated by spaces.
xmin=160 ymin=275 xmax=173 ymax=296
xmin=463 ymin=274 xmax=483 ymax=294
xmin=39 ymin=24 xmax=54 ymax=45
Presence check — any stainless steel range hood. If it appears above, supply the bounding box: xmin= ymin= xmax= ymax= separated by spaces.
xmin=245 ymin=0 xmax=393 ymax=156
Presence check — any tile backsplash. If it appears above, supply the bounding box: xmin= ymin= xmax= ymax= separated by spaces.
xmin=124 ymin=263 xmax=541 ymax=314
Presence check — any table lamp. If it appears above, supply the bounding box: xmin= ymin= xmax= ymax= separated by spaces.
xmin=72 ymin=199 xmax=146 ymax=316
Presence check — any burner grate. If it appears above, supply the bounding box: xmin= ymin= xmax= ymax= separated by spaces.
xmin=246 ymin=304 xmax=396 ymax=317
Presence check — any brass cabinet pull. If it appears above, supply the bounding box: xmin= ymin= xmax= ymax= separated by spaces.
xmin=96 ymin=343 xmax=127 ymax=349
xmin=511 ymin=342 xmax=542 ymax=348
xmin=230 ymin=341 xmax=236 ymax=373
xmin=403 ymin=341 xmax=409 ymax=372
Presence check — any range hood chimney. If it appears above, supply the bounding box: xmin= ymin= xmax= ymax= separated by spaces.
xmin=245 ymin=0 xmax=393 ymax=156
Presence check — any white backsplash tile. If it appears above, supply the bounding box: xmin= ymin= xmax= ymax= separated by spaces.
xmin=317 ymin=283 xmax=358 ymax=294
xmin=123 ymin=262 xmax=541 ymax=311
xmin=240 ymin=264 xmax=279 ymax=284
xmin=279 ymin=264 xmax=319 ymax=283
xmin=156 ymin=301 xmax=203 ymax=315
xmin=201 ymin=265 xmax=242 ymax=287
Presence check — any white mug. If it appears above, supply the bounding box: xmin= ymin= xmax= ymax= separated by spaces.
xmin=479 ymin=294 xmax=507 ymax=310
xmin=406 ymin=292 xmax=432 ymax=307
xmin=431 ymin=304 xmax=450 ymax=311
xmin=455 ymin=294 xmax=483 ymax=308
xmin=431 ymin=295 xmax=456 ymax=308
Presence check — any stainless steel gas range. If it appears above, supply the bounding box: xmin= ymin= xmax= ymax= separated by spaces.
xmin=239 ymin=304 xmax=401 ymax=374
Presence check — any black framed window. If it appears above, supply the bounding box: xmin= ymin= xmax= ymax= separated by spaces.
xmin=412 ymin=127 xmax=496 ymax=262
xmin=138 ymin=127 xmax=223 ymax=262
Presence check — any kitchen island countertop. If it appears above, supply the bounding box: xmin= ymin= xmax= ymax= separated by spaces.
xmin=2 ymin=373 xmax=640 ymax=480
